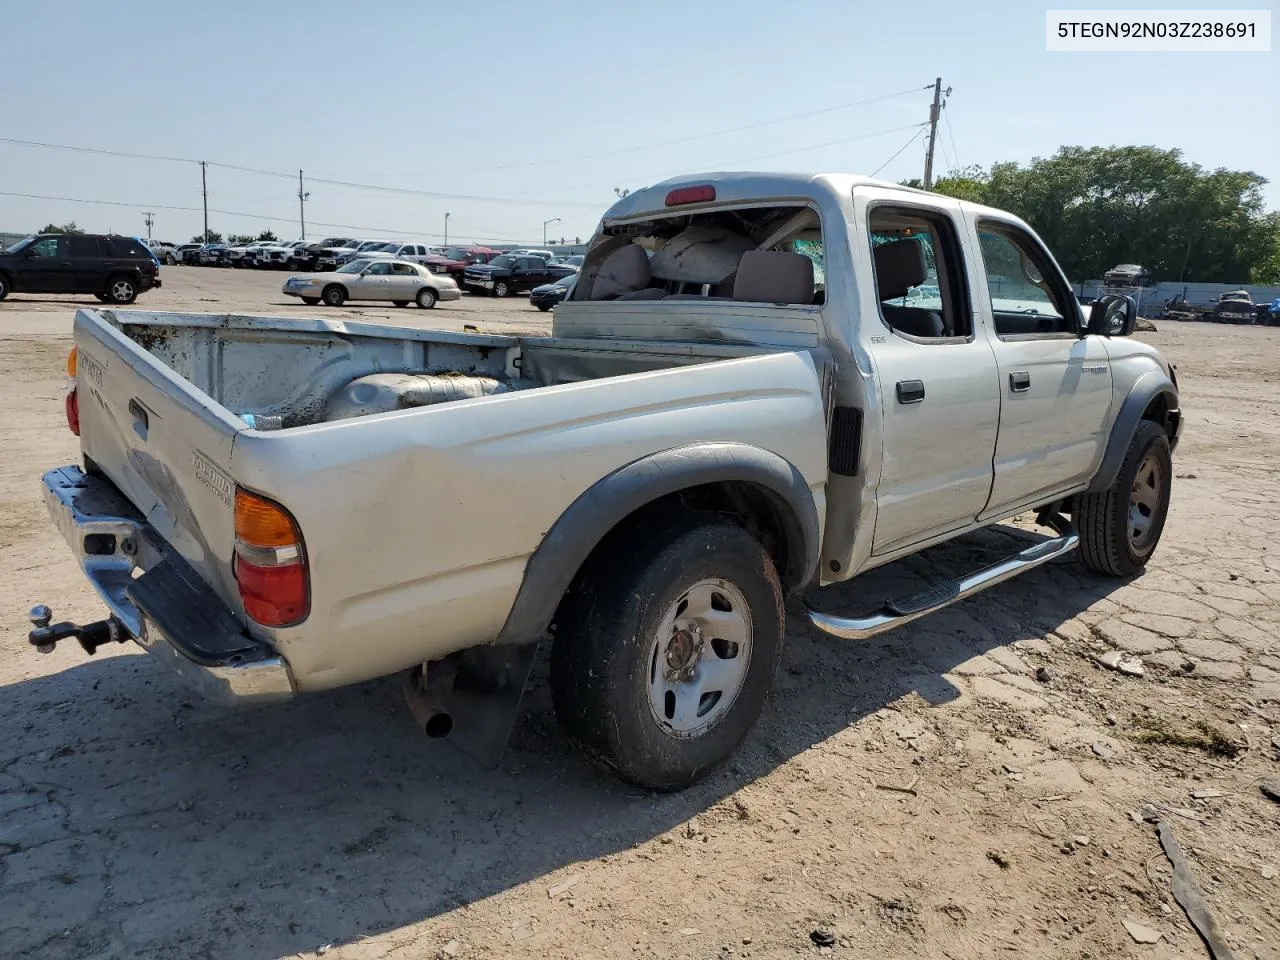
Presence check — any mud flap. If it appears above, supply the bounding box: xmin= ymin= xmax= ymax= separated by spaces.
xmin=444 ymin=642 xmax=540 ymax=769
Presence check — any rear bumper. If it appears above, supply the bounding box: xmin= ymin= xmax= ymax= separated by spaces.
xmin=438 ymin=287 xmax=462 ymax=302
xmin=39 ymin=465 xmax=295 ymax=705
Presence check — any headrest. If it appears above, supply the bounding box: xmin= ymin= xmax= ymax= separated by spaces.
xmin=874 ymin=240 xmax=928 ymax=300
xmin=731 ymin=250 xmax=814 ymax=305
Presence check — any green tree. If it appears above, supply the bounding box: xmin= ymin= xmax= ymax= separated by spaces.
xmin=254 ymin=229 xmax=279 ymax=242
xmin=228 ymin=233 xmax=255 ymax=244
xmin=977 ymin=146 xmax=1273 ymax=283
xmin=40 ymin=221 xmax=84 ymax=234
xmin=191 ymin=230 xmax=223 ymax=243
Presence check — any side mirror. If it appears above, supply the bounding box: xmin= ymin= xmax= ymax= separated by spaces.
xmin=1086 ymin=294 xmax=1136 ymax=337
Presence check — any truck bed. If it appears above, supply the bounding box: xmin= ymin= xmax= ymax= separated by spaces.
xmin=71 ymin=309 xmax=828 ymax=691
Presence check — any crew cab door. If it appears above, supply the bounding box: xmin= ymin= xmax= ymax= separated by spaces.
xmin=513 ymin=257 xmax=546 ymax=290
xmin=859 ymin=199 xmax=1001 ymax=556
xmin=18 ymin=236 xmax=73 ymax=292
xmin=968 ymin=219 xmax=1113 ymax=517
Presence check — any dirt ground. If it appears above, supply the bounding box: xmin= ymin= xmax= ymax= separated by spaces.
xmin=1 ymin=268 xmax=1278 ymax=960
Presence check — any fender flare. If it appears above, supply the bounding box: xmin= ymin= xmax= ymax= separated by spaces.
xmin=1087 ymin=371 xmax=1179 ymax=494
xmin=495 ymin=442 xmax=820 ymax=647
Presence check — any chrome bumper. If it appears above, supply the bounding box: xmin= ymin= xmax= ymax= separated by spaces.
xmin=39 ymin=466 xmax=295 ymax=705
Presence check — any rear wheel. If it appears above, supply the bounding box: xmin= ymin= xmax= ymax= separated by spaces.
xmin=106 ymin=276 xmax=137 ymax=305
xmin=0 ymin=273 xmax=12 ymax=301
xmin=492 ymin=280 xmax=509 ymax=298
xmin=1075 ymin=420 xmax=1172 ymax=577
xmin=536 ymin=302 xmax=551 ymax=312
xmin=300 ymin=296 xmax=320 ymax=306
xmin=416 ymin=287 xmax=437 ymax=309
xmin=321 ymin=284 xmax=346 ymax=307
xmin=551 ymin=518 xmax=784 ymax=791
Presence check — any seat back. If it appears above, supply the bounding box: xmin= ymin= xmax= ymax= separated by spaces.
xmin=590 ymin=244 xmax=650 ymax=299
xmin=873 ymin=240 xmax=944 ymax=337
xmin=731 ymin=250 xmax=814 ymax=304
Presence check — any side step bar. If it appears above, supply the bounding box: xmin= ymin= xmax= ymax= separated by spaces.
xmin=805 ymin=514 xmax=1078 ymax=640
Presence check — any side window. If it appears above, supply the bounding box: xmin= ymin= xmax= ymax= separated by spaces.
xmin=29 ymin=237 xmax=65 ymax=258
xmin=976 ymin=225 xmax=1074 ymax=336
xmin=868 ymin=208 xmax=970 ymax=340
xmin=109 ymin=238 xmax=149 ymax=259
xmin=366 ymin=262 xmax=392 ymax=275
xmin=68 ymin=236 xmax=101 ymax=257
xmin=391 ymin=262 xmax=416 ymax=276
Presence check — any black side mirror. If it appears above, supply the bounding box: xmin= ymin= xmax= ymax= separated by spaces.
xmin=1086 ymin=294 xmax=1136 ymax=337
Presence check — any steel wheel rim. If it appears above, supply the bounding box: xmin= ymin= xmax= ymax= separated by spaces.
xmin=420 ymin=289 xmax=435 ymax=306
xmin=495 ymin=282 xmax=507 ymax=297
xmin=1128 ymin=449 xmax=1163 ymax=551
xmin=112 ymin=280 xmax=133 ymax=301
xmin=646 ymin=578 xmax=752 ymax=739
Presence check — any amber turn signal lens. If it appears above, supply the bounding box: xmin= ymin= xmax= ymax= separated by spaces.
xmin=234 ymin=489 xmax=299 ymax=548
xmin=67 ymin=346 xmax=78 ymax=378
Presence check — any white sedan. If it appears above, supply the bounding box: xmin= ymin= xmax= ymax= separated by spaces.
xmin=282 ymin=258 xmax=461 ymax=309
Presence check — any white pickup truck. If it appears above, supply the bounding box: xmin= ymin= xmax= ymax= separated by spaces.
xmin=31 ymin=172 xmax=1181 ymax=791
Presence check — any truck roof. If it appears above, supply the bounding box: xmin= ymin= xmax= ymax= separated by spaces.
xmin=600 ymin=170 xmax=1034 ymax=237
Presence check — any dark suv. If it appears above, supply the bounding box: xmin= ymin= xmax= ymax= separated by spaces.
xmin=0 ymin=233 xmax=161 ymax=305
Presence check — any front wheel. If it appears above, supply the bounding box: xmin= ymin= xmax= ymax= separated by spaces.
xmin=0 ymin=274 xmax=12 ymax=301
xmin=416 ymin=288 xmax=437 ymax=309
xmin=536 ymin=303 xmax=551 ymax=312
xmin=106 ymin=276 xmax=137 ymax=305
xmin=492 ymin=280 xmax=509 ymax=298
xmin=321 ymin=284 xmax=346 ymax=307
xmin=551 ymin=518 xmax=784 ymax=791
xmin=1075 ymin=420 xmax=1172 ymax=577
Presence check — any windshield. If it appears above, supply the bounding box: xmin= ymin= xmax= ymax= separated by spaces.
xmin=4 ymin=236 xmax=36 ymax=254
xmin=489 ymin=255 xmax=516 ymax=268
xmin=337 ymin=259 xmax=372 ymax=274
xmin=442 ymin=247 xmax=474 ymax=261
xmin=356 ymin=241 xmax=384 ymax=250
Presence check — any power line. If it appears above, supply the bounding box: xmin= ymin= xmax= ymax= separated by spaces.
xmin=0 ymin=191 xmax=534 ymax=242
xmin=0 ymin=136 xmax=598 ymax=208
xmin=943 ymin=101 xmax=962 ymax=172
xmin=870 ymin=127 xmax=926 ymax=178
xmin=453 ymin=84 xmax=935 ymax=174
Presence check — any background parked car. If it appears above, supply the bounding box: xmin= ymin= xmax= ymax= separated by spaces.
xmin=0 ymin=233 xmax=160 ymax=304
xmin=550 ymin=254 xmax=584 ymax=270
xmin=172 ymin=243 xmax=202 ymax=264
xmin=462 ymin=254 xmax=576 ymax=297
xmin=530 ymin=272 xmax=576 ymax=311
xmin=282 ymin=257 xmax=460 ymax=309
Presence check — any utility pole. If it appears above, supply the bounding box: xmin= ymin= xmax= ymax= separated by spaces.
xmin=200 ymin=161 xmax=209 ymax=241
xmin=444 ymin=212 xmax=450 ymax=246
xmin=297 ymin=169 xmax=310 ymax=241
xmin=142 ymin=211 xmax=155 ymax=241
xmin=542 ymin=217 xmax=560 ymax=246
xmin=922 ymin=78 xmax=943 ymax=191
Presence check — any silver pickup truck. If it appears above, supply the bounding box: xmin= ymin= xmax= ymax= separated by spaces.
xmin=31 ymin=172 xmax=1181 ymax=791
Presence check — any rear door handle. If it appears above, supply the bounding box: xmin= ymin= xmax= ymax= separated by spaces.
xmin=896 ymin=380 xmax=925 ymax=404
xmin=1009 ymin=371 xmax=1031 ymax=392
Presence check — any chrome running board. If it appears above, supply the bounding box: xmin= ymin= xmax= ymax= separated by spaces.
xmin=805 ymin=515 xmax=1078 ymax=640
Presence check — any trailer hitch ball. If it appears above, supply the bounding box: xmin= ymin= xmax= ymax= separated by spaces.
xmin=30 ymin=606 xmax=55 ymax=653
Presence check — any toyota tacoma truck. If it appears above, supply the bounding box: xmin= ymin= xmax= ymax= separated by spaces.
xmin=29 ymin=172 xmax=1181 ymax=791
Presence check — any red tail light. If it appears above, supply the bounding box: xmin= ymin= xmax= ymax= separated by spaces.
xmin=665 ymin=185 xmax=716 ymax=206
xmin=233 ymin=488 xmax=309 ymax=627
xmin=65 ymin=388 xmax=80 ymax=436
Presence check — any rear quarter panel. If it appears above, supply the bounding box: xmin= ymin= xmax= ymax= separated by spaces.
xmin=234 ymin=350 xmax=828 ymax=691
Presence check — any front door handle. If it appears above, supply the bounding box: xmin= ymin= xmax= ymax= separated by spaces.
xmin=896 ymin=379 xmax=925 ymax=404
xmin=1009 ymin=371 xmax=1031 ymax=392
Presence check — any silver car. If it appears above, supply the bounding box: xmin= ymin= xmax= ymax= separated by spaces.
xmin=282 ymin=258 xmax=461 ymax=308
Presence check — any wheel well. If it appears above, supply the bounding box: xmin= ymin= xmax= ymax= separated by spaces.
xmin=1142 ymin=391 xmax=1179 ymax=441
xmin=555 ymin=480 xmax=804 ymax=621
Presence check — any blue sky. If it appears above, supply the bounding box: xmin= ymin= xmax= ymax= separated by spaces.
xmin=3 ymin=0 xmax=1276 ymax=245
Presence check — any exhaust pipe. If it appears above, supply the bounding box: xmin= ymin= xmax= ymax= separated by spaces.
xmin=402 ymin=667 xmax=454 ymax=739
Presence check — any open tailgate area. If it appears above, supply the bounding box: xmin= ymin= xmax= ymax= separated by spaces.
xmin=72 ymin=309 xmax=247 ymax=613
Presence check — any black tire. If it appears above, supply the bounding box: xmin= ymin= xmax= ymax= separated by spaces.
xmin=300 ymin=296 xmax=320 ymax=306
xmin=416 ymin=287 xmax=437 ymax=309
xmin=94 ymin=293 xmax=109 ymax=303
xmin=392 ymin=299 xmax=410 ymax=308
xmin=492 ymin=280 xmax=509 ymax=298
xmin=0 ymin=273 xmax=11 ymax=301
xmin=105 ymin=275 xmax=138 ymax=305
xmin=1075 ymin=420 xmax=1172 ymax=577
xmin=551 ymin=518 xmax=784 ymax=791
xmin=321 ymin=284 xmax=346 ymax=307
xmin=536 ymin=303 xmax=551 ymax=312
